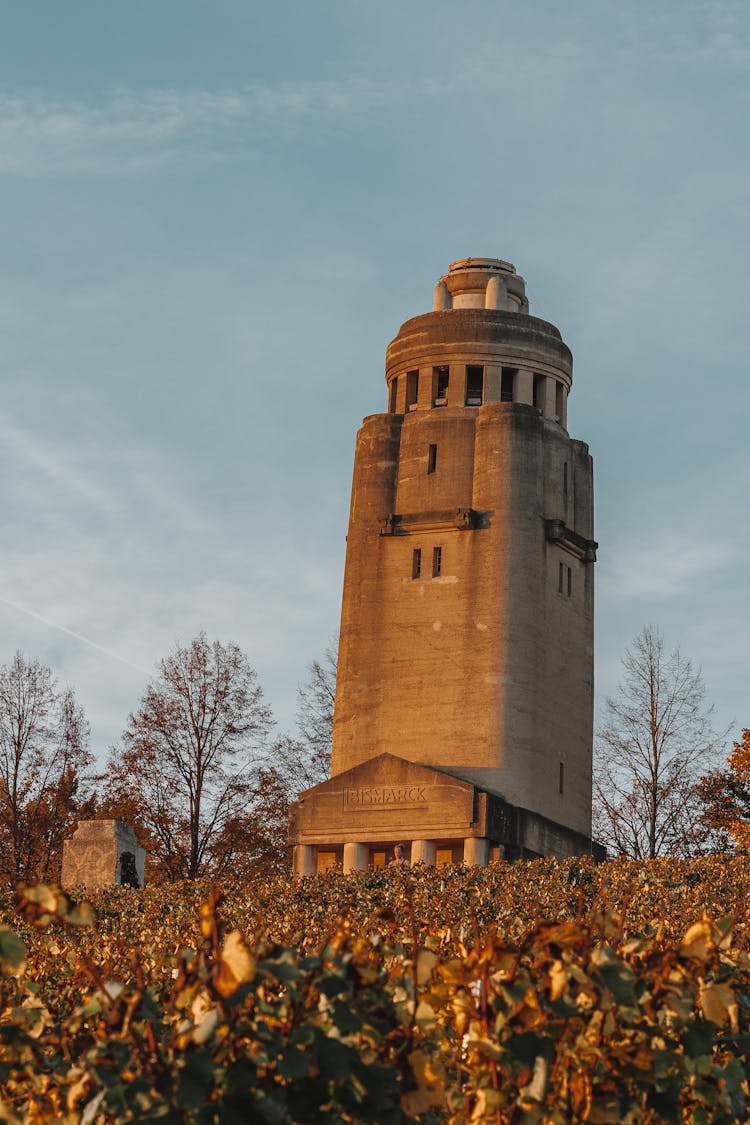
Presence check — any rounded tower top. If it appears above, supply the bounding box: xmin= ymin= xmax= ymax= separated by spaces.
xmin=435 ymin=257 xmax=528 ymax=313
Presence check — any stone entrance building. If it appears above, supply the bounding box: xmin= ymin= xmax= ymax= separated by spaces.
xmin=291 ymin=257 xmax=600 ymax=873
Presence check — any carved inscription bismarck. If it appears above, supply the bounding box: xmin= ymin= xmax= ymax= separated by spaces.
xmin=344 ymin=785 xmax=428 ymax=810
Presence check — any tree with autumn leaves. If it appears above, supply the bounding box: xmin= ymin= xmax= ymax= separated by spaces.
xmin=100 ymin=632 xmax=335 ymax=882
xmin=101 ymin=633 xmax=275 ymax=881
xmin=0 ymin=652 xmax=95 ymax=884
xmin=0 ymin=632 xmax=334 ymax=887
xmin=695 ymin=729 xmax=750 ymax=852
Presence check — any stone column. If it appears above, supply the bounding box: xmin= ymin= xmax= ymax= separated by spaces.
xmin=343 ymin=842 xmax=368 ymax=873
xmin=448 ymin=363 xmax=467 ymax=408
xmin=463 ymin=837 xmax=490 ymax=867
xmin=484 ymin=275 xmax=507 ymax=310
xmin=395 ymin=375 xmax=407 ymax=415
xmin=483 ymin=364 xmax=502 ymax=403
xmin=543 ymin=375 xmax=557 ymax=420
xmin=433 ymin=281 xmax=451 ymax=310
xmin=418 ymin=366 xmax=433 ymax=409
xmin=515 ymin=368 xmax=534 ymax=406
xmin=293 ymin=845 xmax=317 ymax=878
xmin=411 ymin=839 xmax=436 ymax=866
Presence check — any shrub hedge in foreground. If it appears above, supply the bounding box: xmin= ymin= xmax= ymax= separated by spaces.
xmin=2 ymin=857 xmax=750 ymax=1122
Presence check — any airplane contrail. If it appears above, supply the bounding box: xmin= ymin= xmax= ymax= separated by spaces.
xmin=0 ymin=595 xmax=151 ymax=676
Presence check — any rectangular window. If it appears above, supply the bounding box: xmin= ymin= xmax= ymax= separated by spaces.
xmin=432 ymin=546 xmax=442 ymax=577
xmin=389 ymin=378 xmax=398 ymax=413
xmin=435 ymin=847 xmax=454 ymax=867
xmin=427 ymin=443 xmax=437 ymax=474
xmin=567 ymin=566 xmax=572 ymax=596
xmin=406 ymin=370 xmax=419 ymax=410
xmin=558 ymin=561 xmax=564 ymax=593
xmin=370 ymin=850 xmax=387 ymax=869
xmin=563 ymin=461 xmax=568 ymax=494
xmin=433 ymin=365 xmax=449 ymax=405
xmin=466 ymin=365 xmax=484 ymax=406
xmin=501 ymin=367 xmax=516 ymax=402
xmin=316 ymin=852 xmax=337 ymax=873
xmin=412 ymin=548 xmax=422 ymax=579
xmin=559 ymin=762 xmax=565 ymax=795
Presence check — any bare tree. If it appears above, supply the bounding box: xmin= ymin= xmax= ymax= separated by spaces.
xmin=276 ymin=634 xmax=337 ymax=793
xmin=593 ymin=625 xmax=723 ymax=858
xmin=104 ymin=633 xmax=273 ymax=880
xmin=0 ymin=651 xmax=92 ymax=884
xmin=240 ymin=638 xmax=337 ymax=874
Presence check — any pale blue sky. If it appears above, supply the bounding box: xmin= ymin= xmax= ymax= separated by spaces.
xmin=0 ymin=1 xmax=747 ymax=753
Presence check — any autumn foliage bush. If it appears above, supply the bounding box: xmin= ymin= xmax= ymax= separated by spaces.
xmin=3 ymin=857 xmax=750 ymax=1122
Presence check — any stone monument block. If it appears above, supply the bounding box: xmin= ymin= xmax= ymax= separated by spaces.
xmin=61 ymin=819 xmax=146 ymax=889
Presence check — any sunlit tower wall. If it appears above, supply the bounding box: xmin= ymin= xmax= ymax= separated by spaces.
xmin=331 ymin=258 xmax=597 ymax=841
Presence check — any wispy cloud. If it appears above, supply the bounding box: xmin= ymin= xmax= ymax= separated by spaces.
xmin=0 ymin=79 xmax=408 ymax=177
xmin=601 ymin=534 xmax=733 ymax=599
xmin=0 ymin=409 xmax=115 ymax=514
xmin=0 ymin=408 xmax=207 ymax=533
xmin=0 ymin=594 xmax=150 ymax=675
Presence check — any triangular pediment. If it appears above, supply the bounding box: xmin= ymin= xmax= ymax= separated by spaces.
xmin=299 ymin=753 xmax=475 ymax=801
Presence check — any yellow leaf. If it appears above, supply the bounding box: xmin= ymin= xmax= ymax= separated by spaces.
xmin=470 ymin=1087 xmax=503 ymax=1121
xmin=549 ymin=959 xmax=568 ymax=1001
xmin=416 ymin=948 xmax=439 ymax=986
xmin=193 ymin=1005 xmax=220 ymax=1044
xmin=679 ymin=919 xmax=714 ymax=963
xmin=67 ymin=902 xmax=96 ymax=928
xmin=20 ymin=884 xmax=59 ymax=913
xmin=20 ymin=997 xmax=51 ymax=1039
xmin=215 ymin=930 xmax=256 ymax=997
xmin=699 ymin=981 xmax=737 ymax=1028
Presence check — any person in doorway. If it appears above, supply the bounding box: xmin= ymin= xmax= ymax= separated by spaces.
xmin=389 ymin=842 xmax=409 ymax=867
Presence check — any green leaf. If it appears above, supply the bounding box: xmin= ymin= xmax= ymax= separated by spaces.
xmin=277 ymin=1047 xmax=309 ymax=1080
xmin=0 ymin=929 xmax=25 ymax=970
xmin=682 ymin=1020 xmax=716 ymax=1059
xmin=504 ymin=1032 xmax=554 ymax=1069
xmin=590 ymin=945 xmax=637 ymax=1004
xmin=316 ymin=1036 xmax=354 ymax=1081
xmin=318 ymin=973 xmax=348 ymax=998
xmin=331 ymin=999 xmax=362 ymax=1034
xmin=177 ymin=1049 xmax=215 ymax=1109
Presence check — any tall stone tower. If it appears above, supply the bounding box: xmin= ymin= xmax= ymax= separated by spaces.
xmin=291 ymin=258 xmax=599 ymax=874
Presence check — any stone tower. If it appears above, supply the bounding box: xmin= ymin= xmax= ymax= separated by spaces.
xmin=291 ymin=258 xmax=599 ymax=874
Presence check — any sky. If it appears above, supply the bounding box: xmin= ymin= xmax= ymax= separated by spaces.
xmin=0 ymin=0 xmax=748 ymax=759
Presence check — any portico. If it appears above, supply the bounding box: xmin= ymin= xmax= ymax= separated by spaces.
xmin=290 ymin=753 xmax=598 ymax=875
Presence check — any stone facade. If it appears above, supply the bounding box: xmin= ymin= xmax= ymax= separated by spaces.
xmin=291 ymin=258 xmax=600 ymax=871
xmin=291 ymin=754 xmax=598 ymax=874
xmin=61 ymin=819 xmax=146 ymax=889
